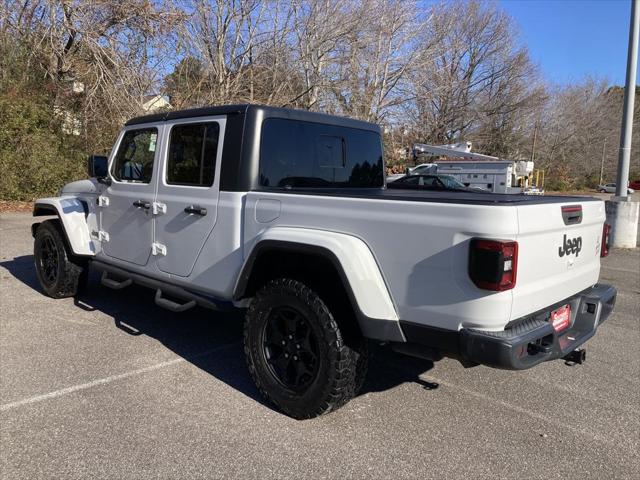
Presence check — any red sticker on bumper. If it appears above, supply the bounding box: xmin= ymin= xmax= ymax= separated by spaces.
xmin=551 ymin=305 xmax=571 ymax=332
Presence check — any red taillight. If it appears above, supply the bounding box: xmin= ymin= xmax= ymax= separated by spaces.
xmin=469 ymin=239 xmax=518 ymax=291
xmin=601 ymin=223 xmax=611 ymax=257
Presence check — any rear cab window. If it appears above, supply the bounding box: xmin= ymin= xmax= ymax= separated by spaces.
xmin=259 ymin=118 xmax=383 ymax=189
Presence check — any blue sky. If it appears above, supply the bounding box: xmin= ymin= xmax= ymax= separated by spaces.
xmin=499 ymin=0 xmax=635 ymax=86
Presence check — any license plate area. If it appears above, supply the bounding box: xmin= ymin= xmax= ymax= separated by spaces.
xmin=551 ymin=304 xmax=571 ymax=332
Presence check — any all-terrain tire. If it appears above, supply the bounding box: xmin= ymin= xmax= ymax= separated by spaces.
xmin=244 ymin=278 xmax=366 ymax=419
xmin=34 ymin=220 xmax=86 ymax=298
xmin=354 ymin=339 xmax=369 ymax=394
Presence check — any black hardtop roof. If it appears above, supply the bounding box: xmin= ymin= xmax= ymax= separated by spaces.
xmin=124 ymin=104 xmax=380 ymax=132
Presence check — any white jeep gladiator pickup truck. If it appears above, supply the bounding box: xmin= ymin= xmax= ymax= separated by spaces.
xmin=32 ymin=104 xmax=616 ymax=419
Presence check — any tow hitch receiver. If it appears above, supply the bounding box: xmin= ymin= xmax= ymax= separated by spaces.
xmin=563 ymin=348 xmax=586 ymax=365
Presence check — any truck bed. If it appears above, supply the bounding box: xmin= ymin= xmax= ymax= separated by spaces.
xmin=266 ymin=187 xmax=602 ymax=206
xmin=240 ymin=188 xmax=606 ymax=333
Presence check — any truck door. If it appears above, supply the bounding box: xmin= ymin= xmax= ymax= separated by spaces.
xmin=100 ymin=126 xmax=162 ymax=266
xmin=153 ymin=118 xmax=226 ymax=277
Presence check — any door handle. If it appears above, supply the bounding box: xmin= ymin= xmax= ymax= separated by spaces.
xmin=184 ymin=205 xmax=207 ymax=216
xmin=132 ymin=200 xmax=151 ymax=209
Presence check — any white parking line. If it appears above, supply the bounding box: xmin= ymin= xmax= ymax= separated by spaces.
xmin=423 ymin=375 xmax=621 ymax=448
xmin=601 ymin=265 xmax=640 ymax=274
xmin=0 ymin=342 xmax=240 ymax=412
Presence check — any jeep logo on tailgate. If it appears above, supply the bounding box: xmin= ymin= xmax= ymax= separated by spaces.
xmin=558 ymin=234 xmax=582 ymax=257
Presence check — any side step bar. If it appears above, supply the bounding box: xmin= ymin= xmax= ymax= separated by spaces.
xmin=154 ymin=289 xmax=196 ymax=312
xmin=92 ymin=260 xmax=229 ymax=312
xmin=101 ymin=271 xmax=132 ymax=290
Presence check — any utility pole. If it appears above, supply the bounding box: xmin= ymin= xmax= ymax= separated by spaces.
xmin=607 ymin=0 xmax=640 ymax=248
xmin=530 ymin=121 xmax=538 ymax=163
xmin=599 ymin=139 xmax=607 ymax=186
xmin=615 ymin=0 xmax=638 ymax=199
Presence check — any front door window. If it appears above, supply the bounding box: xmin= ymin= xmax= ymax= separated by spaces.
xmin=111 ymin=128 xmax=158 ymax=183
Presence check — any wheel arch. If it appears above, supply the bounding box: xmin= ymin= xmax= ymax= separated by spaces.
xmin=234 ymin=229 xmax=404 ymax=342
xmin=33 ymin=198 xmax=95 ymax=257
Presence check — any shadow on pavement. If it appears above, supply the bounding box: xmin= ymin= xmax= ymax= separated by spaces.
xmin=0 ymin=255 xmax=437 ymax=414
xmin=0 ymin=254 xmax=42 ymax=291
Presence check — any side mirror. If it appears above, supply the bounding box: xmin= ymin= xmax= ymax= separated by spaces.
xmin=87 ymin=154 xmax=109 ymax=179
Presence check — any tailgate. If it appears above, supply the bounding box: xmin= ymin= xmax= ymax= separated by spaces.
xmin=511 ymin=199 xmax=605 ymax=320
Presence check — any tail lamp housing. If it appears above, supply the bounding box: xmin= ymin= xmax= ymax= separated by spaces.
xmin=601 ymin=223 xmax=611 ymax=257
xmin=469 ymin=239 xmax=518 ymax=291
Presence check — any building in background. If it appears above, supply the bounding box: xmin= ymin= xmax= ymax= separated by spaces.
xmin=142 ymin=95 xmax=171 ymax=112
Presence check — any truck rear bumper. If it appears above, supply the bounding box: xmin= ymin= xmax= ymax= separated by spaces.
xmin=400 ymin=284 xmax=617 ymax=370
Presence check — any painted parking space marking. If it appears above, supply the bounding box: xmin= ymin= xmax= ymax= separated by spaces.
xmin=0 ymin=342 xmax=239 ymax=412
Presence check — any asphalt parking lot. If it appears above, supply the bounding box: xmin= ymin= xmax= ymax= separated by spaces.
xmin=1 ymin=213 xmax=639 ymax=479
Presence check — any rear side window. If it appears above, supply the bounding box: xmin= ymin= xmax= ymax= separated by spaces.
xmin=259 ymin=119 xmax=383 ymax=189
xmin=419 ymin=177 xmax=439 ymax=186
xmin=167 ymin=123 xmax=219 ymax=186
xmin=111 ymin=128 xmax=158 ymax=183
xmin=399 ymin=176 xmax=420 ymax=185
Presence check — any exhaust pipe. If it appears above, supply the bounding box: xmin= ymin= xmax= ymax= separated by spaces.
xmin=563 ymin=348 xmax=586 ymax=365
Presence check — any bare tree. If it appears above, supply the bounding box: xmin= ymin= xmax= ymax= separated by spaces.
xmin=408 ymin=0 xmax=538 ymax=149
xmin=530 ymin=80 xmax=639 ymax=188
xmin=284 ymin=0 xmax=356 ymax=110
xmin=183 ymin=0 xmax=265 ymax=104
xmin=4 ymin=0 xmax=634 ymax=196
xmin=3 ymin=0 xmax=181 ymax=151
xmin=331 ymin=0 xmax=423 ymax=123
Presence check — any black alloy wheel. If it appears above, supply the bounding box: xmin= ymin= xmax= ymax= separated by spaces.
xmin=37 ymin=234 xmax=60 ymax=286
xmin=262 ymin=305 xmax=320 ymax=392
xmin=244 ymin=278 xmax=366 ymax=419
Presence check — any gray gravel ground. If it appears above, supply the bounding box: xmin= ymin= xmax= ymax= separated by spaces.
xmin=1 ymin=212 xmax=638 ymax=479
